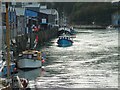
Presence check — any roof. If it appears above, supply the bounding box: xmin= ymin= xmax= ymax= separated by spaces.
xmin=26 ymin=7 xmax=40 ymax=12
xmin=40 ymin=9 xmax=58 ymax=15
xmin=1 ymin=5 xmax=6 ymax=12
xmin=23 ymin=4 xmax=40 ymax=8
xmin=112 ymin=0 xmax=120 ymax=2
xmin=25 ymin=9 xmax=38 ymax=17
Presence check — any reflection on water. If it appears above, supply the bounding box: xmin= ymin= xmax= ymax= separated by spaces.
xmin=18 ymin=29 xmax=118 ymax=88
xmin=17 ymin=68 xmax=43 ymax=80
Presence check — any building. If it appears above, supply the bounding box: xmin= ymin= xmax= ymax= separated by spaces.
xmin=24 ymin=3 xmax=59 ymax=30
xmin=40 ymin=6 xmax=59 ymax=27
xmin=15 ymin=7 xmax=26 ymax=35
xmin=112 ymin=12 xmax=120 ymax=27
xmin=2 ymin=4 xmax=17 ymax=39
xmin=111 ymin=0 xmax=120 ymax=27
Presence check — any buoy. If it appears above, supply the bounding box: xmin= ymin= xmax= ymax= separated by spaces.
xmin=42 ymin=59 xmax=45 ymax=63
xmin=14 ymin=68 xmax=17 ymax=72
xmin=21 ymin=78 xmax=28 ymax=88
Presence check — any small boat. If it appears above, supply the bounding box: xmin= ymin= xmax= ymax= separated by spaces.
xmin=11 ymin=75 xmax=29 ymax=89
xmin=106 ymin=25 xmax=115 ymax=30
xmin=57 ymin=34 xmax=73 ymax=47
xmin=0 ymin=51 xmax=17 ymax=78
xmin=17 ymin=50 xmax=42 ymax=69
xmin=0 ymin=61 xmax=16 ymax=77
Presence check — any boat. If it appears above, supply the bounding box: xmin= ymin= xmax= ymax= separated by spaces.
xmin=11 ymin=75 xmax=29 ymax=89
xmin=0 ymin=2 xmax=17 ymax=78
xmin=17 ymin=68 xmax=41 ymax=80
xmin=0 ymin=61 xmax=16 ymax=77
xmin=106 ymin=25 xmax=115 ymax=30
xmin=17 ymin=50 xmax=42 ymax=69
xmin=58 ymin=27 xmax=76 ymax=36
xmin=57 ymin=12 xmax=74 ymax=47
xmin=0 ymin=3 xmax=29 ymax=90
xmin=57 ymin=33 xmax=73 ymax=47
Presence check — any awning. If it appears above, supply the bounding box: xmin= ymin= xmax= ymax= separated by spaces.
xmin=25 ymin=9 xmax=38 ymax=17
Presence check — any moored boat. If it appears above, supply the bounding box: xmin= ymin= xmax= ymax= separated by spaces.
xmin=17 ymin=50 xmax=42 ymax=69
xmin=57 ymin=34 xmax=73 ymax=47
xmin=0 ymin=61 xmax=16 ymax=77
xmin=58 ymin=27 xmax=76 ymax=36
xmin=106 ymin=25 xmax=115 ymax=30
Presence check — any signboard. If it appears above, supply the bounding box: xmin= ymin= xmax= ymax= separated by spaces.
xmin=42 ymin=19 xmax=46 ymax=24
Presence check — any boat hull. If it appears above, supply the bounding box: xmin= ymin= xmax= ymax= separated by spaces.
xmin=0 ymin=63 xmax=16 ymax=77
xmin=18 ymin=59 xmax=42 ymax=69
xmin=57 ymin=39 xmax=73 ymax=47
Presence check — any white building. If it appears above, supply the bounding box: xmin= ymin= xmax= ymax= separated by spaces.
xmin=40 ymin=6 xmax=59 ymax=27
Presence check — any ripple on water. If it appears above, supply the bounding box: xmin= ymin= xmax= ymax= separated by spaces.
xmin=26 ymin=29 xmax=118 ymax=88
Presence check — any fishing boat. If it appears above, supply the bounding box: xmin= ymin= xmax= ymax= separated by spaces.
xmin=70 ymin=27 xmax=76 ymax=35
xmin=17 ymin=68 xmax=41 ymax=80
xmin=58 ymin=27 xmax=76 ymax=36
xmin=17 ymin=50 xmax=42 ymax=69
xmin=57 ymin=33 xmax=73 ymax=47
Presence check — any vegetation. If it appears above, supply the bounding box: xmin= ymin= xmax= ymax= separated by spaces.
xmin=45 ymin=2 xmax=118 ymax=25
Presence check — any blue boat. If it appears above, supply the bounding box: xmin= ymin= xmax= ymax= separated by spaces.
xmin=0 ymin=61 xmax=16 ymax=77
xmin=57 ymin=34 xmax=73 ymax=47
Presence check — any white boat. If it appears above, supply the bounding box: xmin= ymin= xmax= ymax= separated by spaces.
xmin=106 ymin=25 xmax=115 ymax=30
xmin=17 ymin=50 xmax=42 ymax=69
xmin=58 ymin=26 xmax=76 ymax=36
xmin=17 ymin=68 xmax=41 ymax=80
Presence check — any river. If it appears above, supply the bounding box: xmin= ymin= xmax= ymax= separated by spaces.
xmin=18 ymin=29 xmax=118 ymax=88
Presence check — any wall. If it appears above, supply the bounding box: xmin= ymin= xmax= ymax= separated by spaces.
xmin=112 ymin=12 xmax=120 ymax=26
xmin=14 ymin=27 xmax=58 ymax=55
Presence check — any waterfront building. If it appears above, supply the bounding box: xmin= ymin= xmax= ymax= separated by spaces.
xmin=15 ymin=8 xmax=26 ymax=35
xmin=111 ymin=0 xmax=120 ymax=27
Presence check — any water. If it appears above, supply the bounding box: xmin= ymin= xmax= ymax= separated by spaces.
xmin=18 ymin=29 xmax=118 ymax=88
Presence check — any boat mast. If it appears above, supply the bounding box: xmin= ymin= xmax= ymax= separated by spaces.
xmin=5 ymin=2 xmax=10 ymax=79
xmin=62 ymin=12 xmax=65 ymax=34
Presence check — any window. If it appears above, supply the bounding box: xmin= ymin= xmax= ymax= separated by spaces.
xmin=28 ymin=54 xmax=32 ymax=59
xmin=23 ymin=55 xmax=27 ymax=58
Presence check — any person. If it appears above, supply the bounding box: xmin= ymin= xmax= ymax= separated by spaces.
xmin=31 ymin=24 xmax=35 ymax=32
xmin=33 ymin=35 xmax=39 ymax=49
xmin=42 ymin=52 xmax=46 ymax=60
xmin=26 ymin=38 xmax=30 ymax=50
xmin=34 ymin=26 xmax=38 ymax=32
xmin=38 ymin=25 xmax=41 ymax=31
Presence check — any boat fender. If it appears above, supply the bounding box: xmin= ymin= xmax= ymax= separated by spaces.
xmin=37 ymin=56 xmax=41 ymax=60
xmin=2 ymin=79 xmax=9 ymax=86
xmin=21 ymin=79 xmax=28 ymax=88
xmin=42 ymin=59 xmax=45 ymax=63
xmin=37 ymin=52 xmax=41 ymax=60
xmin=13 ymin=68 xmax=17 ymax=73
